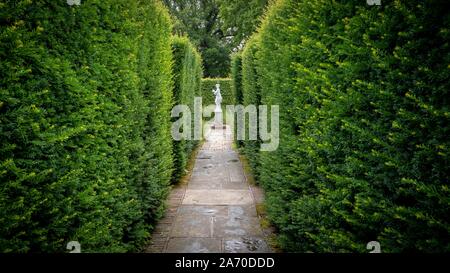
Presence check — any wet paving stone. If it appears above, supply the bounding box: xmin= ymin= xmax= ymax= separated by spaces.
xmin=213 ymin=215 xmax=263 ymax=237
xmin=182 ymin=190 xmax=253 ymax=205
xmin=166 ymin=238 xmax=222 ymax=253
xmin=223 ymin=237 xmax=271 ymax=253
xmin=147 ymin=126 xmax=272 ymax=253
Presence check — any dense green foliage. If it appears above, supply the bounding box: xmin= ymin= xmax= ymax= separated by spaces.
xmin=162 ymin=0 xmax=270 ymax=77
xmin=162 ymin=0 xmax=230 ymax=77
xmin=201 ymin=78 xmax=234 ymax=107
xmin=171 ymin=36 xmax=203 ymax=181
xmin=231 ymin=53 xmax=243 ymax=147
xmin=217 ymin=0 xmax=269 ymax=48
xmin=231 ymin=53 xmax=243 ymax=105
xmin=0 ymin=0 xmax=175 ymax=252
xmin=237 ymin=0 xmax=450 ymax=252
xmin=240 ymin=36 xmax=262 ymax=177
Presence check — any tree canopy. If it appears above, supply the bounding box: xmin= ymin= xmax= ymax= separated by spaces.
xmin=163 ymin=0 xmax=268 ymax=77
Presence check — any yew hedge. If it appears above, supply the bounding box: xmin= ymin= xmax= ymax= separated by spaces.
xmin=171 ymin=36 xmax=203 ymax=181
xmin=231 ymin=53 xmax=243 ymax=147
xmin=238 ymin=0 xmax=450 ymax=252
xmin=0 ymin=0 xmax=175 ymax=252
xmin=240 ymin=36 xmax=262 ymax=177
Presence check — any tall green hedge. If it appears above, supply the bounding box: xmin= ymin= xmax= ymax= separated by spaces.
xmin=231 ymin=53 xmax=244 ymax=105
xmin=231 ymin=53 xmax=243 ymax=147
xmin=238 ymin=0 xmax=450 ymax=252
xmin=0 ymin=0 xmax=174 ymax=252
xmin=240 ymin=35 xmax=262 ymax=178
xmin=171 ymin=36 xmax=203 ymax=181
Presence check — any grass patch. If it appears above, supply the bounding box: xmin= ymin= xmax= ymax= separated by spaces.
xmin=238 ymin=151 xmax=257 ymax=186
xmin=177 ymin=140 xmax=204 ymax=186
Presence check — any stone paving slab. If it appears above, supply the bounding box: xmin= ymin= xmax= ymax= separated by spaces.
xmin=228 ymin=205 xmax=258 ymax=218
xmin=223 ymin=237 xmax=271 ymax=253
xmin=166 ymin=238 xmax=222 ymax=253
xmin=182 ymin=190 xmax=253 ymax=206
xmin=177 ymin=205 xmax=229 ymax=217
xmin=228 ymin=167 xmax=246 ymax=183
xmin=213 ymin=216 xmax=263 ymax=237
xmin=188 ymin=177 xmax=248 ymax=190
xmin=221 ymin=182 xmax=249 ymax=190
xmin=171 ymin=214 xmax=212 ymax=237
xmin=188 ymin=181 xmax=223 ymax=190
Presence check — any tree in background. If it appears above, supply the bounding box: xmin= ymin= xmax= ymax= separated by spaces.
xmin=217 ymin=0 xmax=269 ymax=49
xmin=163 ymin=0 xmax=268 ymax=77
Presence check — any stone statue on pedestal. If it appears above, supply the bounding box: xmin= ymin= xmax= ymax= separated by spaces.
xmin=212 ymin=83 xmax=225 ymax=129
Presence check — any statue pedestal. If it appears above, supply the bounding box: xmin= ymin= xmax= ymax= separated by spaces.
xmin=211 ymin=109 xmax=226 ymax=129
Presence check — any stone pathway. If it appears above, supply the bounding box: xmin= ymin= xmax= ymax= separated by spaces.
xmin=146 ymin=126 xmax=272 ymax=253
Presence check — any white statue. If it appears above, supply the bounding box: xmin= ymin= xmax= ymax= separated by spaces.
xmin=212 ymin=83 xmax=222 ymax=112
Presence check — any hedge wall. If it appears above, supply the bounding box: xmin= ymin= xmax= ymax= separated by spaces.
xmin=238 ymin=0 xmax=450 ymax=252
xmin=231 ymin=53 xmax=243 ymax=146
xmin=171 ymin=36 xmax=203 ymax=181
xmin=0 ymin=0 xmax=174 ymax=252
xmin=240 ymin=35 xmax=262 ymax=178
xmin=231 ymin=53 xmax=243 ymax=105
